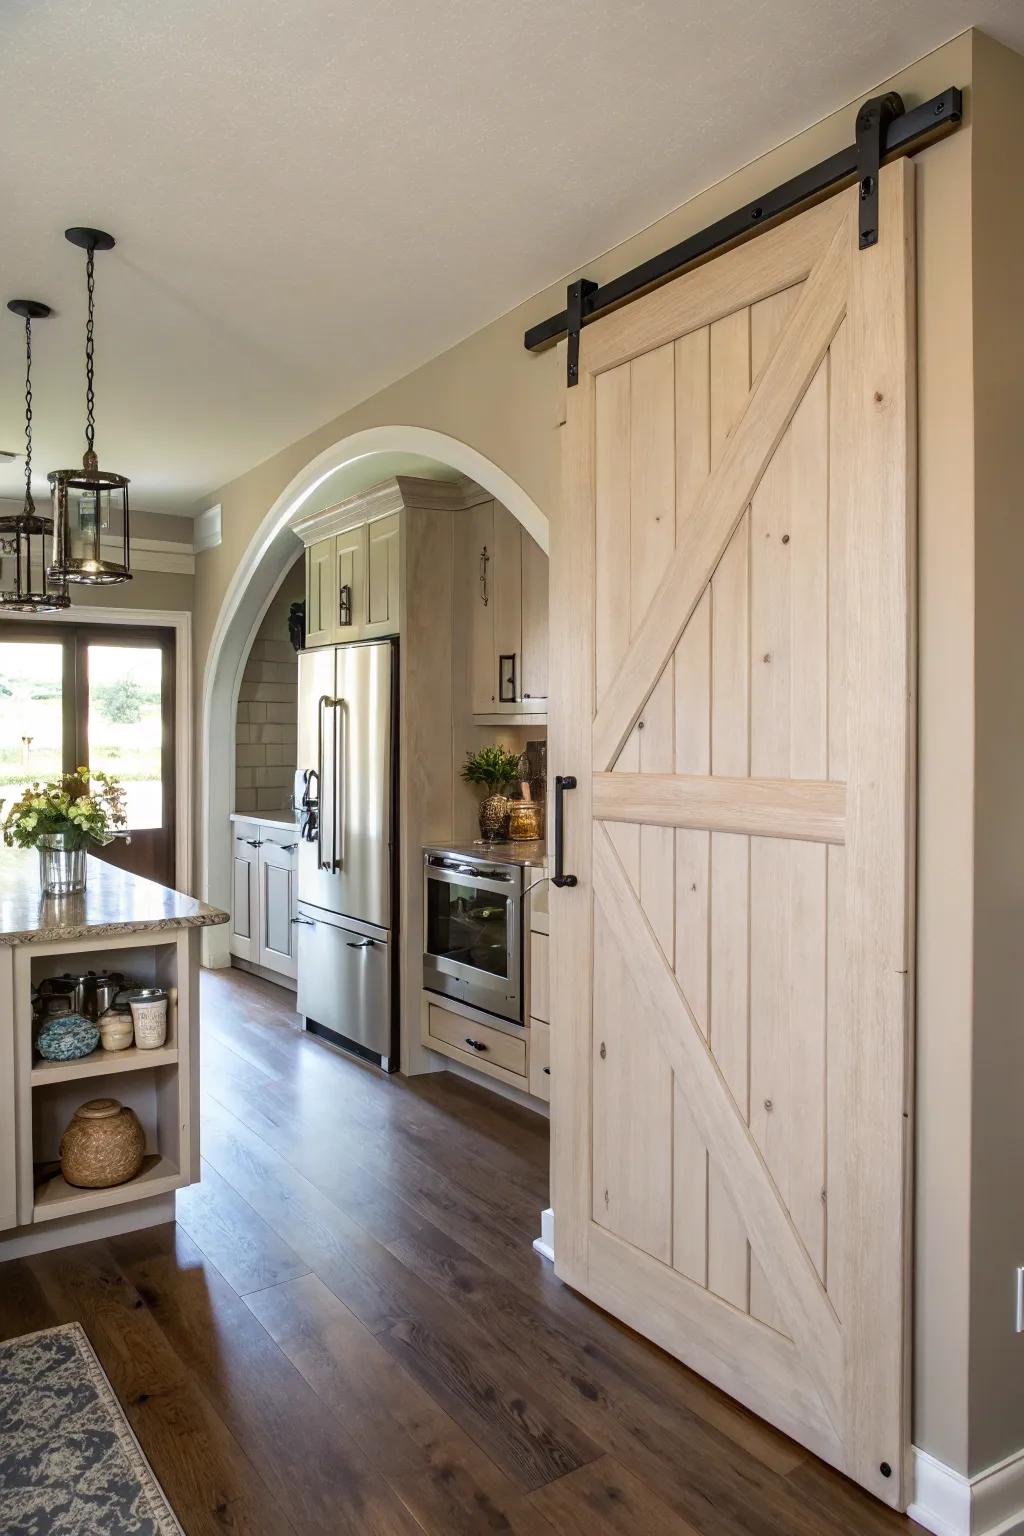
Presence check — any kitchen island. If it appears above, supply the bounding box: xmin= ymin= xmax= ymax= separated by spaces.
xmin=0 ymin=852 xmax=227 ymax=1258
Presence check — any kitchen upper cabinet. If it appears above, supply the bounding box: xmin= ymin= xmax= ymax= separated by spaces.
xmin=305 ymin=537 xmax=335 ymax=648
xmin=334 ymin=522 xmax=367 ymax=642
xmin=365 ymin=512 xmax=401 ymax=638
xmin=520 ymin=528 xmax=549 ymax=704
xmin=469 ymin=499 xmax=548 ymax=720
xmin=471 ymin=500 xmax=497 ymax=712
xmin=302 ymin=515 xmax=399 ymax=646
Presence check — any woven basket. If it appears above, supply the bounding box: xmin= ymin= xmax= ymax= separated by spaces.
xmin=60 ymin=1098 xmax=145 ymax=1189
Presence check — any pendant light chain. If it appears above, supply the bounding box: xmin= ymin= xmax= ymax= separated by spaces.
xmin=85 ymin=244 xmax=96 ymax=455
xmin=22 ymin=314 xmax=34 ymax=514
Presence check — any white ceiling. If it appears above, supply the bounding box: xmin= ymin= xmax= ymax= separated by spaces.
xmin=1 ymin=1 xmax=1020 ymax=516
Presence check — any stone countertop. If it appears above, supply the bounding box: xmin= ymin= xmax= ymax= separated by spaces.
xmin=424 ymin=840 xmax=549 ymax=870
xmin=0 ymin=851 xmax=229 ymax=947
xmin=229 ymin=812 xmax=299 ymax=833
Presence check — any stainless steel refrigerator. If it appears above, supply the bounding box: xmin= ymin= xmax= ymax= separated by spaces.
xmin=295 ymin=639 xmax=398 ymax=1071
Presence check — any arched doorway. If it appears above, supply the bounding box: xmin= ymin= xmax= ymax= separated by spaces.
xmin=200 ymin=426 xmax=550 ymax=968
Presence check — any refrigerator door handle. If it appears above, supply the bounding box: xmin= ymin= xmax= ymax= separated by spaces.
xmin=332 ymin=696 xmax=345 ymax=872
xmin=316 ymin=694 xmax=334 ymax=871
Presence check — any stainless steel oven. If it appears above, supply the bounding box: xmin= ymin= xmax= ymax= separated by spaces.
xmin=422 ymin=851 xmax=522 ymax=1024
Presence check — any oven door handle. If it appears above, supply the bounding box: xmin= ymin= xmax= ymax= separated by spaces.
xmin=552 ymin=774 xmax=578 ymax=889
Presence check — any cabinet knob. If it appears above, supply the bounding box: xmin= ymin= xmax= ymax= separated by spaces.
xmin=464 ymin=1037 xmax=488 ymax=1052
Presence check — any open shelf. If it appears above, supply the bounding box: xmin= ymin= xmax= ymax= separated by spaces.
xmin=32 ymin=1153 xmax=184 ymax=1223
xmin=31 ymin=1043 xmax=178 ymax=1086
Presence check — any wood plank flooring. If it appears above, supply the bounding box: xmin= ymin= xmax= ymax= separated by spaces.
xmin=0 ymin=966 xmax=923 ymax=1535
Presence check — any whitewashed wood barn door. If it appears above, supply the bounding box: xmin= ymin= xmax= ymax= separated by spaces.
xmin=549 ymin=162 xmax=916 ymax=1507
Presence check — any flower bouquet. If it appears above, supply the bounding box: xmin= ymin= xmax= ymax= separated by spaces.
xmin=2 ymin=768 xmax=128 ymax=894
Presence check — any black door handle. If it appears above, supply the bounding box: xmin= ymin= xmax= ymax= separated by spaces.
xmin=552 ymin=774 xmax=578 ymax=888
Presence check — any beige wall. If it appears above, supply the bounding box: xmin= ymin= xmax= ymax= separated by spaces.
xmin=194 ymin=32 xmax=993 ymax=1474
xmin=235 ymin=558 xmax=303 ymax=814
xmin=967 ymin=31 xmax=1024 ymax=1477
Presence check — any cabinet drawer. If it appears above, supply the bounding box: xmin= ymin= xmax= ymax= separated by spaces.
xmin=529 ymin=1020 xmax=550 ymax=1102
xmin=530 ymin=932 xmax=549 ymax=1023
xmin=427 ymin=1004 xmax=526 ymax=1076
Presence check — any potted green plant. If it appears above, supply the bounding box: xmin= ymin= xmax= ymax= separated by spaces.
xmin=461 ymin=745 xmax=523 ymax=841
xmin=2 ymin=767 xmax=128 ymax=895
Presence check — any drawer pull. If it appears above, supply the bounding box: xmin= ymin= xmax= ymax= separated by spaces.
xmin=347 ymin=938 xmax=377 ymax=949
xmin=291 ymin=916 xmax=316 ymax=927
xmin=464 ymin=1037 xmax=488 ymax=1053
xmin=279 ymin=842 xmax=299 ymax=852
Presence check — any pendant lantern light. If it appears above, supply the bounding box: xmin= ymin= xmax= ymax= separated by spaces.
xmin=47 ymin=228 xmax=132 ymax=585
xmin=0 ymin=299 xmax=69 ymax=613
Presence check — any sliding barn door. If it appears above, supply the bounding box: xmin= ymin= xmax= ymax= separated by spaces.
xmin=550 ymin=163 xmax=915 ymax=1506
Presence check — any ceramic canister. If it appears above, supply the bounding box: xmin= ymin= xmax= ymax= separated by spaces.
xmin=125 ymin=988 xmax=169 ymax=1049
xmin=98 ymin=1004 xmax=135 ymax=1052
xmin=60 ymin=1098 xmax=145 ymax=1189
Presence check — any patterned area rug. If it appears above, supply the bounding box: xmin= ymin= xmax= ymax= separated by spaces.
xmin=0 ymin=1322 xmax=183 ymax=1535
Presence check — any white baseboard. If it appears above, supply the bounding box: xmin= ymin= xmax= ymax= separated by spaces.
xmin=910 ymin=1445 xmax=1024 ymax=1536
xmin=533 ymin=1206 xmax=554 ymax=1262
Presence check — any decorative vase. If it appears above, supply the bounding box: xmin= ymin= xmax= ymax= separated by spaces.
xmin=37 ymin=832 xmax=87 ymax=896
xmin=60 ymin=1098 xmax=145 ymax=1189
xmin=478 ymin=792 xmax=510 ymax=841
xmin=507 ymin=801 xmax=544 ymax=842
xmin=36 ymin=1013 xmax=100 ymax=1062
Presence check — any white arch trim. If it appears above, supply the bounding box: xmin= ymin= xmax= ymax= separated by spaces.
xmin=200 ymin=425 xmax=550 ymax=965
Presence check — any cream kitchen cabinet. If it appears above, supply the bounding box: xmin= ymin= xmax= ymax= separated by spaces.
xmin=365 ymin=511 xmax=400 ymax=638
xmin=229 ymin=818 xmax=299 ymax=984
xmin=301 ymin=508 xmax=402 ymax=648
xmin=471 ymin=499 xmax=548 ymax=721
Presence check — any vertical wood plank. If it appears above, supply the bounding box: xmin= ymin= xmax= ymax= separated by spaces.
xmin=836 ymin=160 xmax=915 ymax=1504
xmin=592 ymin=901 xmax=673 ymax=1263
xmin=595 ymin=366 xmax=631 ymax=706
xmin=550 ymin=361 xmax=597 ymax=1290
xmin=629 ymin=344 xmax=676 ymax=627
xmin=672 ymin=589 xmax=711 ymax=1284
xmin=826 ymin=319 xmax=851 ymax=1314
xmin=672 ymin=326 xmax=712 ymax=1285
xmin=707 ymin=305 xmax=752 ymax=1312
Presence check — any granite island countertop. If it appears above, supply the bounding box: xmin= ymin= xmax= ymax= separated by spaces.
xmin=0 ymin=851 xmax=229 ymax=947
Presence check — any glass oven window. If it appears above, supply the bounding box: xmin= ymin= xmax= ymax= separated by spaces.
xmin=426 ymin=877 xmax=511 ymax=979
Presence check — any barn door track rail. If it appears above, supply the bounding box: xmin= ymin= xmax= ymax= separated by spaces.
xmin=526 ymin=87 xmax=962 ymax=384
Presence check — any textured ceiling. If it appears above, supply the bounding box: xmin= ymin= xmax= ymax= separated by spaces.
xmin=0 ymin=1 xmax=1020 ymax=515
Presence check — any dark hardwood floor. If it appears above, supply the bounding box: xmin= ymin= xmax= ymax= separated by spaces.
xmin=0 ymin=967 xmax=922 ymax=1535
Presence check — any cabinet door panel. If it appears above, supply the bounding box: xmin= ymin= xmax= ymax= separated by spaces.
xmin=493 ymin=503 xmax=523 ymax=702
xmin=305 ymin=538 xmax=335 ymax=647
xmin=258 ymin=838 xmax=298 ymax=979
xmin=230 ymin=829 xmax=259 ymax=962
xmin=333 ymin=524 xmax=367 ymax=643
xmin=365 ymin=513 xmax=400 ymax=637
xmin=471 ymin=500 xmax=497 ymax=713
xmin=520 ymin=529 xmax=549 ymax=703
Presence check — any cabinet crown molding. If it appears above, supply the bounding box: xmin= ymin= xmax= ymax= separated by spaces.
xmin=290 ymin=473 xmax=489 ymax=546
